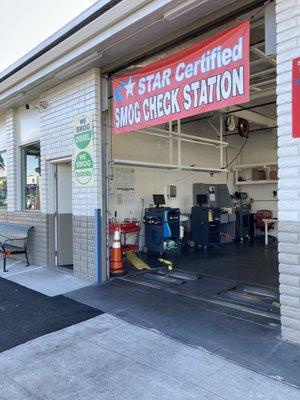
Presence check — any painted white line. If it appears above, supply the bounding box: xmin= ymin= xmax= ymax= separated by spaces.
xmin=2 ymin=266 xmax=44 ymax=277
xmin=5 ymin=260 xmax=22 ymax=268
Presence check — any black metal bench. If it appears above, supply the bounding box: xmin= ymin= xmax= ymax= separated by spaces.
xmin=0 ymin=223 xmax=32 ymax=272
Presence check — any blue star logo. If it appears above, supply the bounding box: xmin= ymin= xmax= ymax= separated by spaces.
xmin=114 ymin=80 xmax=127 ymax=102
xmin=114 ymin=78 xmax=136 ymax=102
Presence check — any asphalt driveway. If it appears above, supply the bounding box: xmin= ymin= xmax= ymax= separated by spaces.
xmin=0 ymin=277 xmax=101 ymax=352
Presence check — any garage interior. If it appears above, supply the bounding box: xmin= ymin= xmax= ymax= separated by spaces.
xmin=106 ymin=4 xmax=279 ymax=320
xmin=62 ymin=1 xmax=300 ymax=386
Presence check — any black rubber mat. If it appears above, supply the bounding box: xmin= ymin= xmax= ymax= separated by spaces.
xmin=0 ymin=277 xmax=102 ymax=352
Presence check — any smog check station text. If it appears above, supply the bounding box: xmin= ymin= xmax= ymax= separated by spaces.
xmin=113 ymin=21 xmax=250 ymax=134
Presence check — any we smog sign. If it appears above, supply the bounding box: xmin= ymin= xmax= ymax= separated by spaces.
xmin=73 ymin=112 xmax=94 ymax=186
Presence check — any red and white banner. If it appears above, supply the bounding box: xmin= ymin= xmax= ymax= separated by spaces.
xmin=112 ymin=21 xmax=250 ymax=134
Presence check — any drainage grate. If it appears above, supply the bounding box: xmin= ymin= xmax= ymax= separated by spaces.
xmin=118 ymin=273 xmax=280 ymax=320
xmin=124 ymin=268 xmax=201 ymax=287
xmin=169 ymin=269 xmax=201 ymax=281
xmin=237 ymin=285 xmax=279 ymax=300
xmin=217 ymin=285 xmax=280 ymax=313
xmin=140 ymin=271 xmax=186 ymax=286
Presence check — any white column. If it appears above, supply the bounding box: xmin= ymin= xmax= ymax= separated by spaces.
xmin=6 ymin=109 xmax=19 ymax=212
xmin=276 ymin=0 xmax=300 ymax=344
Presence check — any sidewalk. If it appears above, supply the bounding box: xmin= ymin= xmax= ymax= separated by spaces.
xmin=0 ymin=313 xmax=299 ymax=400
xmin=0 ymin=259 xmax=91 ymax=296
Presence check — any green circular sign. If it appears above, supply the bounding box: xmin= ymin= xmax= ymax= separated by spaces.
xmin=75 ymin=151 xmax=93 ymax=185
xmin=75 ymin=131 xmax=92 ymax=149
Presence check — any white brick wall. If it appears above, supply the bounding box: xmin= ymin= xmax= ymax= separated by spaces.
xmin=40 ymin=68 xmax=102 ymax=278
xmin=40 ymin=68 xmax=102 ymax=217
xmin=276 ymin=0 xmax=300 ymax=344
xmin=0 ymin=68 xmax=102 ymax=277
xmin=0 ymin=109 xmax=50 ymax=266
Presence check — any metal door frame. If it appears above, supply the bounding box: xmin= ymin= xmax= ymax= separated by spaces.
xmin=98 ymin=74 xmax=110 ymax=282
xmin=50 ymin=157 xmax=72 ymax=267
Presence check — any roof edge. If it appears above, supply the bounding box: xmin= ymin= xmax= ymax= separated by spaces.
xmin=0 ymin=0 xmax=121 ymax=84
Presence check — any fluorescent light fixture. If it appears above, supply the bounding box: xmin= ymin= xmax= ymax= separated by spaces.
xmin=55 ymin=52 xmax=102 ymax=79
xmin=164 ymin=0 xmax=209 ymax=21
xmin=0 ymin=93 xmax=25 ymax=108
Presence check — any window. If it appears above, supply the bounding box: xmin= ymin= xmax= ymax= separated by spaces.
xmin=0 ymin=151 xmax=7 ymax=209
xmin=22 ymin=143 xmax=41 ymax=210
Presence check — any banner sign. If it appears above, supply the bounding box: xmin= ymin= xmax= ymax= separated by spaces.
xmin=73 ymin=112 xmax=94 ymax=186
xmin=112 ymin=21 xmax=250 ymax=134
xmin=292 ymin=57 xmax=300 ymax=138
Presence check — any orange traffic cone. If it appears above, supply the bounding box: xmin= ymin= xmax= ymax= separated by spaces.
xmin=109 ymin=226 xmax=125 ymax=276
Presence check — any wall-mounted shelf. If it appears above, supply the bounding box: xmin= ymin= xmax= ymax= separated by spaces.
xmin=112 ymin=159 xmax=227 ymax=173
xmin=233 ymin=161 xmax=278 ymax=187
xmin=235 ymin=179 xmax=278 ymax=185
xmin=233 ymin=161 xmax=277 ymax=171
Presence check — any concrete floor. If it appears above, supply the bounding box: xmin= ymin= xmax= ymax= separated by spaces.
xmin=0 ymin=259 xmax=91 ymax=296
xmin=67 ymin=279 xmax=300 ymax=388
xmin=0 ymin=314 xmax=299 ymax=400
xmin=143 ymin=241 xmax=279 ymax=289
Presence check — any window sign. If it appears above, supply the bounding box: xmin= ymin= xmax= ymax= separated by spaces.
xmin=73 ymin=112 xmax=94 ymax=186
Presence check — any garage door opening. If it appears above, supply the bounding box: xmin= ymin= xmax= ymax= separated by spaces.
xmin=106 ymin=8 xmax=278 ymax=319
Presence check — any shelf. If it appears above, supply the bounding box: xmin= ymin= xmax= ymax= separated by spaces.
xmin=233 ymin=162 xmax=277 ymax=171
xmin=235 ymin=180 xmax=278 ymax=185
xmin=112 ymin=159 xmax=227 ymax=173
